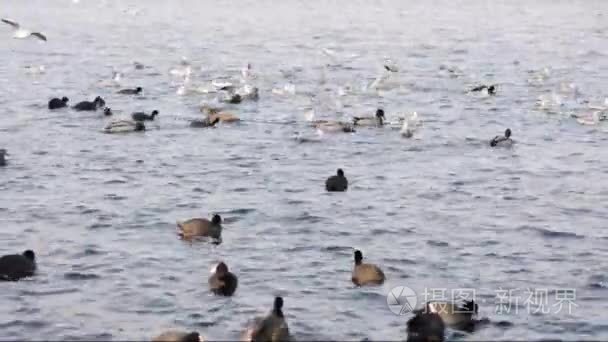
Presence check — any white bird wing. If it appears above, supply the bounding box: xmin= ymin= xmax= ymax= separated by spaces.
xmin=1 ymin=18 xmax=20 ymax=29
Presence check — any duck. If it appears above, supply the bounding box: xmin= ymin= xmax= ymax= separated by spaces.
xmin=242 ymin=297 xmax=289 ymax=342
xmin=48 ymin=96 xmax=69 ymax=110
xmin=201 ymin=106 xmax=240 ymax=123
xmin=415 ymin=300 xmax=478 ymax=331
xmin=352 ymin=250 xmax=385 ymax=286
xmin=353 ymin=109 xmax=385 ymax=126
xmin=103 ymin=120 xmax=146 ymax=134
xmin=117 ymin=87 xmax=143 ymax=95
xmin=132 ymin=110 xmax=159 ymax=121
xmin=189 ymin=116 xmax=221 ymax=128
xmin=490 ymin=128 xmax=512 ymax=147
xmin=177 ymin=214 xmax=222 ymax=240
xmin=152 ymin=330 xmax=204 ymax=342
xmin=208 ymin=262 xmax=238 ymax=296
xmin=325 ymin=168 xmax=348 ymax=192
xmin=0 ymin=250 xmax=36 ymax=281
xmin=313 ymin=120 xmax=355 ymax=133
xmin=470 ymin=84 xmax=496 ymax=95
xmin=0 ymin=149 xmax=7 ymax=167
xmin=406 ymin=312 xmax=445 ymax=342
xmin=73 ymin=96 xmax=105 ymax=111
xmin=209 ymin=112 xmax=240 ymax=123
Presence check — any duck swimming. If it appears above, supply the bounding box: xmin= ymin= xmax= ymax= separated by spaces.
xmin=242 ymin=297 xmax=290 ymax=342
xmin=490 ymin=128 xmax=512 ymax=147
xmin=353 ymin=109 xmax=385 ymax=126
xmin=209 ymin=112 xmax=240 ymax=123
xmin=352 ymin=250 xmax=385 ymax=286
xmin=208 ymin=261 xmax=238 ymax=296
xmin=325 ymin=168 xmax=348 ymax=191
xmin=0 ymin=250 xmax=36 ymax=281
xmin=406 ymin=312 xmax=445 ymax=342
xmin=103 ymin=120 xmax=145 ymax=133
xmin=416 ymin=300 xmax=478 ymax=332
xmin=117 ymin=87 xmax=143 ymax=95
xmin=201 ymin=106 xmax=240 ymax=123
xmin=73 ymin=96 xmax=105 ymax=111
xmin=132 ymin=110 xmax=158 ymax=121
xmin=177 ymin=214 xmax=222 ymax=240
xmin=152 ymin=331 xmax=204 ymax=342
xmin=48 ymin=96 xmax=69 ymax=110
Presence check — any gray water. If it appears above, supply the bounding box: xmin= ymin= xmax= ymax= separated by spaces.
xmin=1 ymin=0 xmax=608 ymax=340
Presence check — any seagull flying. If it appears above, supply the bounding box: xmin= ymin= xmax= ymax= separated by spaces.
xmin=1 ymin=18 xmax=47 ymax=41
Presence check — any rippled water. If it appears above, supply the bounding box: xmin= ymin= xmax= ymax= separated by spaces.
xmin=1 ymin=0 xmax=608 ymax=340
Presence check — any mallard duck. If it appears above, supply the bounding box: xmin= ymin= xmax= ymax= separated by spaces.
xmin=177 ymin=214 xmax=222 ymax=240
xmin=353 ymin=109 xmax=385 ymax=126
xmin=242 ymin=297 xmax=289 ymax=342
xmin=209 ymin=112 xmax=240 ymax=123
xmin=103 ymin=120 xmax=145 ymax=133
xmin=208 ymin=262 xmax=238 ymax=296
xmin=352 ymin=250 xmax=385 ymax=286
xmin=0 ymin=250 xmax=36 ymax=281
xmin=490 ymin=128 xmax=512 ymax=147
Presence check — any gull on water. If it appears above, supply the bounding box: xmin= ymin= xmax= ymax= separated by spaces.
xmin=1 ymin=18 xmax=47 ymax=41
xmin=240 ymin=63 xmax=255 ymax=82
xmin=24 ymin=65 xmax=45 ymax=74
xmin=399 ymin=112 xmax=420 ymax=138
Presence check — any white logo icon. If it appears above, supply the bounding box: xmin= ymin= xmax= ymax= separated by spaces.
xmin=387 ymin=286 xmax=418 ymax=315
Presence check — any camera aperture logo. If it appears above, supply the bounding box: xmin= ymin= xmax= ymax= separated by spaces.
xmin=387 ymin=286 xmax=418 ymax=315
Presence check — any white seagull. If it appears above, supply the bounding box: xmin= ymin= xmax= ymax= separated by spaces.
xmin=2 ymin=18 xmax=47 ymax=41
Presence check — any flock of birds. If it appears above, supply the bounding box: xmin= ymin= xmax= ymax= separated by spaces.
xmin=0 ymin=16 xmax=550 ymax=342
xmin=2 ymin=12 xmax=607 ymax=342
xmin=2 ymin=59 xmax=504 ymax=340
